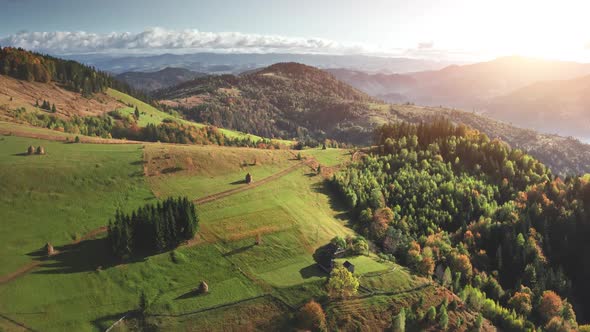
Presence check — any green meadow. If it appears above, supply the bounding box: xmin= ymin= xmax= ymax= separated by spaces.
xmin=0 ymin=135 xmax=154 ymax=275
xmin=0 ymin=133 xmax=414 ymax=331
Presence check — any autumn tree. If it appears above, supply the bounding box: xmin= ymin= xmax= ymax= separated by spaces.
xmin=298 ymin=300 xmax=327 ymax=332
xmin=538 ymin=290 xmax=563 ymax=323
xmin=508 ymin=290 xmax=532 ymax=317
xmin=327 ymin=264 xmax=359 ymax=299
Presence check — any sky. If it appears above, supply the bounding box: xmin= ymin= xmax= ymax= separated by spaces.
xmin=1 ymin=0 xmax=590 ymax=62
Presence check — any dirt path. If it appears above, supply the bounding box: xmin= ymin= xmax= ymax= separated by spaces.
xmin=0 ymin=261 xmax=42 ymax=285
xmin=195 ymin=160 xmax=306 ymax=205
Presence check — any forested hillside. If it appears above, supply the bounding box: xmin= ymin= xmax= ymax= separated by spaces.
xmin=389 ymin=104 xmax=590 ymax=176
xmin=117 ymin=67 xmax=205 ymax=91
xmin=156 ymin=62 xmax=378 ymax=143
xmin=0 ymin=47 xmax=148 ymax=100
xmin=332 ymin=119 xmax=590 ymax=329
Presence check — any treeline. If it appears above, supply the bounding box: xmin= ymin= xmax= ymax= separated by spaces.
xmin=331 ymin=119 xmax=587 ymax=330
xmin=0 ymin=46 xmax=151 ymax=101
xmin=11 ymin=107 xmax=287 ymax=149
xmin=108 ymin=197 xmax=198 ymax=258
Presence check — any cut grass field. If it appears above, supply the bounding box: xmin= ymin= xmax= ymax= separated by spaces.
xmin=0 ymin=135 xmax=154 ymax=275
xmin=300 ymin=147 xmax=351 ymax=166
xmin=144 ymin=144 xmax=296 ymax=200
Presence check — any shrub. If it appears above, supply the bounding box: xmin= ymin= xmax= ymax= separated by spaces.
xmin=170 ymin=250 xmax=188 ymax=264
xmin=392 ymin=308 xmax=405 ymax=332
xmin=426 ymin=306 xmax=436 ymax=322
xmin=27 ymin=145 xmax=35 ymax=155
xmin=36 ymin=146 xmax=45 ymax=155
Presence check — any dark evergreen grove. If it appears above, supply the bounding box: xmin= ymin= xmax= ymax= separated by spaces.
xmin=107 ymin=197 xmax=199 ymax=258
xmin=332 ymin=118 xmax=590 ymax=330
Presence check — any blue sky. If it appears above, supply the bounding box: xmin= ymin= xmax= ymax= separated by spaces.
xmin=2 ymin=0 xmax=590 ymax=61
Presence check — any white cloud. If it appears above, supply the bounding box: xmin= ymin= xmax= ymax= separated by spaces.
xmin=417 ymin=41 xmax=434 ymax=49
xmin=0 ymin=27 xmax=376 ymax=55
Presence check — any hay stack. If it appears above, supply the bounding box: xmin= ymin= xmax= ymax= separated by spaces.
xmin=45 ymin=242 xmax=54 ymax=256
xmin=198 ymin=281 xmax=209 ymax=294
xmin=27 ymin=145 xmax=35 ymax=155
xmin=36 ymin=146 xmax=45 ymax=155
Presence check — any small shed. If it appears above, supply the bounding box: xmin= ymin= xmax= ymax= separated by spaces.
xmin=343 ymin=260 xmax=355 ymax=274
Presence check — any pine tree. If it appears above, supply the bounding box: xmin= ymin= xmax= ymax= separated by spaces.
xmin=51 ymin=103 xmax=57 ymax=113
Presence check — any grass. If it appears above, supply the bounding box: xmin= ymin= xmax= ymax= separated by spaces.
xmin=144 ymin=144 xmax=295 ymax=199
xmin=0 ymin=121 xmax=77 ymax=138
xmin=334 ymin=255 xmax=390 ymax=275
xmin=0 ymin=135 xmax=154 ymax=275
xmin=107 ymin=89 xmax=182 ymax=127
xmin=0 ymin=240 xmax=263 ymax=332
xmin=300 ymin=148 xmax=351 ymax=166
xmin=0 ymin=136 xmax=351 ymax=331
xmin=0 ymin=132 xmax=440 ymax=332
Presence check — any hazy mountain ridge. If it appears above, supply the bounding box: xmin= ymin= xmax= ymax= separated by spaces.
xmin=329 ymin=56 xmax=590 ymax=142
xmin=66 ymin=52 xmax=455 ymax=74
xmin=485 ymin=74 xmax=590 ymax=140
xmin=116 ymin=67 xmax=206 ymax=91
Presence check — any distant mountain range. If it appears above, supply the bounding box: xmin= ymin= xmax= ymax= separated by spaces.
xmin=116 ymin=67 xmax=205 ymax=91
xmin=485 ymin=74 xmax=590 ymax=141
xmin=65 ymin=52 xmax=456 ymax=75
xmin=153 ymin=62 xmax=590 ymax=175
xmin=328 ymin=56 xmax=590 ymax=140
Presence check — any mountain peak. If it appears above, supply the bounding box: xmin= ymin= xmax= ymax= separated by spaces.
xmin=255 ymin=62 xmax=328 ymax=77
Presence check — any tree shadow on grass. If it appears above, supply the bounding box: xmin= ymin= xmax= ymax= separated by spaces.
xmin=12 ymin=153 xmax=32 ymax=157
xmin=230 ymin=179 xmax=247 ymax=185
xmin=222 ymin=244 xmax=256 ymax=257
xmin=161 ymin=166 xmax=183 ymax=174
xmin=32 ymin=239 xmax=146 ymax=275
xmin=311 ymin=181 xmax=351 ymax=223
xmin=299 ymin=263 xmax=328 ymax=279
